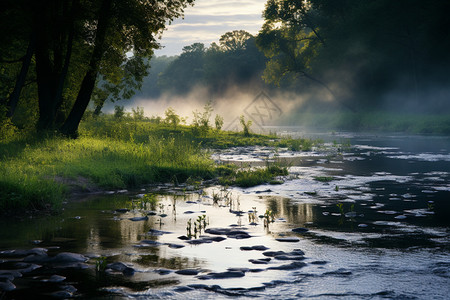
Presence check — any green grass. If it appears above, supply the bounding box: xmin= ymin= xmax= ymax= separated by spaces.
xmin=219 ymin=161 xmax=289 ymax=187
xmin=0 ymin=130 xmax=215 ymax=211
xmin=0 ymin=115 xmax=321 ymax=212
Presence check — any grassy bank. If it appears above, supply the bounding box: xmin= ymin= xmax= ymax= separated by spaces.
xmin=282 ymin=112 xmax=450 ymax=135
xmin=0 ymin=116 xmax=316 ymax=212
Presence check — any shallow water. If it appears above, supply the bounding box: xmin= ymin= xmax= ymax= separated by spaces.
xmin=1 ymin=131 xmax=449 ymax=299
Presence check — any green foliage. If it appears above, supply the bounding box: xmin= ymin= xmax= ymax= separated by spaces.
xmin=164 ymin=107 xmax=182 ymax=128
xmin=1 ymin=0 xmax=195 ymax=134
xmin=219 ymin=160 xmax=288 ymax=187
xmin=192 ymin=101 xmax=214 ymax=136
xmin=132 ymin=107 xmax=145 ymax=121
xmin=214 ymin=114 xmax=224 ymax=131
xmin=95 ymin=256 xmax=108 ymax=273
xmin=140 ymin=194 xmax=159 ymax=211
xmin=314 ymin=176 xmax=334 ymax=182
xmin=257 ymin=0 xmax=450 ymax=109
xmin=239 ymin=115 xmax=252 ymax=137
xmin=114 ymin=106 xmax=125 ymax=120
xmin=0 ymin=107 xmax=18 ymax=142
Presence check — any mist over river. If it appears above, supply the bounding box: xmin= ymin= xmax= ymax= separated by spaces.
xmin=1 ymin=129 xmax=449 ymax=299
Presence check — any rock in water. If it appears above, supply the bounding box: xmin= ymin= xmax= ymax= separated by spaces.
xmin=50 ymin=252 xmax=88 ymax=264
xmin=0 ymin=280 xmax=16 ymax=292
xmin=292 ymin=227 xmax=309 ymax=233
xmin=129 ymin=216 xmax=148 ymax=221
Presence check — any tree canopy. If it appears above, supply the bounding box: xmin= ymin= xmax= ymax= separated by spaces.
xmin=256 ymin=0 xmax=450 ymax=111
xmin=1 ymin=0 xmax=194 ymax=137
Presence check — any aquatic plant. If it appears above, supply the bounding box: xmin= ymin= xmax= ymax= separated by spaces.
xmin=95 ymin=256 xmax=108 ymax=272
xmin=186 ymin=215 xmax=208 ymax=239
xmin=336 ymin=203 xmax=344 ymax=215
xmin=141 ymin=194 xmax=158 ymax=211
xmin=314 ymin=176 xmax=334 ymax=182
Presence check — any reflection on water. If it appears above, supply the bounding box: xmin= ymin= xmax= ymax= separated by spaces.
xmin=1 ymin=132 xmax=449 ymax=299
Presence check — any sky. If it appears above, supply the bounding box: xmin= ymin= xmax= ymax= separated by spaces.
xmin=154 ymin=0 xmax=267 ymax=56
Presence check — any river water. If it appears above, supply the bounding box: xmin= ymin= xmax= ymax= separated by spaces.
xmin=1 ymin=130 xmax=449 ymax=299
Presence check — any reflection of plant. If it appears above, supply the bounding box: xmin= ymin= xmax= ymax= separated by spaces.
xmin=212 ymin=191 xmax=220 ymax=205
xmin=248 ymin=207 xmax=257 ymax=224
xmin=187 ymin=215 xmax=208 ymax=239
xmin=141 ymin=194 xmax=158 ymax=211
xmin=95 ymin=256 xmax=107 ymax=272
xmin=263 ymin=209 xmax=275 ymax=227
xmin=427 ymin=201 xmax=434 ymax=211
xmin=186 ymin=219 xmax=193 ymax=238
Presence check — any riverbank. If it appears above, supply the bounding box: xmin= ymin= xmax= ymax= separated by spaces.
xmin=281 ymin=112 xmax=450 ymax=135
xmin=0 ymin=118 xmax=318 ymax=212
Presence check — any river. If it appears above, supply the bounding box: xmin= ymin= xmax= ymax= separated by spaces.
xmin=1 ymin=129 xmax=449 ymax=299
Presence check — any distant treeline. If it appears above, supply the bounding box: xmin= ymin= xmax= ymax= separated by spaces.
xmin=134 ymin=30 xmax=268 ymax=100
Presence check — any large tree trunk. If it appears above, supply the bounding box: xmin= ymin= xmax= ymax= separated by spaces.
xmin=54 ymin=0 xmax=79 ymax=120
xmin=61 ymin=0 xmax=112 ymax=137
xmin=7 ymin=33 xmax=35 ymax=117
xmin=35 ymin=33 xmax=59 ymax=130
xmin=34 ymin=0 xmax=77 ymax=130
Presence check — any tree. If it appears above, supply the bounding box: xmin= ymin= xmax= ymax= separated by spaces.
xmin=257 ymin=0 xmax=450 ymax=111
xmin=1 ymin=0 xmax=195 ymax=136
xmin=256 ymin=0 xmax=335 ymax=98
xmin=219 ymin=30 xmax=253 ymax=51
xmin=158 ymin=43 xmax=206 ymax=94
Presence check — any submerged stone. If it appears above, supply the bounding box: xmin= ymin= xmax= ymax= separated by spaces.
xmin=107 ymin=262 xmax=129 ymax=272
xmin=274 ymin=255 xmax=305 ymax=261
xmin=292 ymin=227 xmax=309 ymax=233
xmin=50 ymin=252 xmax=88 ymax=264
xmin=198 ymin=271 xmax=245 ymax=280
xmin=249 ymin=258 xmax=271 ymax=265
xmin=155 ymin=268 xmax=173 ymax=275
xmin=175 ymin=269 xmax=200 ymax=276
xmin=122 ymin=267 xmax=135 ymax=276
xmin=262 ymin=251 xmax=286 ymax=257
xmin=275 ymin=237 xmax=300 ymax=243
xmin=251 ymin=245 xmax=270 ymax=251
xmin=43 ymin=275 xmax=66 ymax=283
xmin=0 ymin=280 xmax=16 ymax=292
xmin=166 ymin=243 xmax=185 ymax=249
xmin=174 ymin=286 xmax=194 ymax=292
xmin=323 ymin=268 xmax=352 ymax=276
xmin=267 ymin=261 xmax=306 ymax=270
xmin=129 ymin=216 xmax=148 ymax=221
xmin=240 ymin=246 xmax=253 ymax=251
